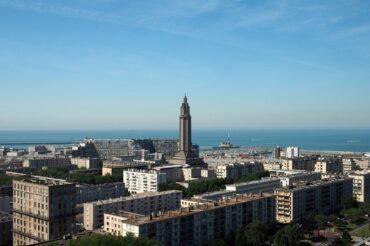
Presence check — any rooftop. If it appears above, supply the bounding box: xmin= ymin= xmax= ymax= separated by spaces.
xmin=226 ymin=178 xmax=280 ymax=188
xmin=276 ymin=177 xmax=352 ymax=191
xmin=88 ymin=190 xmax=182 ymax=206
xmin=14 ymin=176 xmax=72 ymax=187
xmin=105 ymin=192 xmax=274 ymax=225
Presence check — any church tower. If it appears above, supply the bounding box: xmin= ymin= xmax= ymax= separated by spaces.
xmin=179 ymin=95 xmax=192 ymax=154
xmin=168 ymin=95 xmax=205 ymax=167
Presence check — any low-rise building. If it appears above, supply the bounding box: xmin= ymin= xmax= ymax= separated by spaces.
xmin=103 ymin=193 xmax=276 ymax=246
xmin=152 ymin=165 xmax=183 ymax=182
xmin=83 ymin=190 xmax=182 ymax=230
xmin=71 ymin=157 xmax=101 ymax=169
xmin=275 ymin=177 xmax=353 ymax=224
xmin=349 ymin=171 xmax=370 ymax=203
xmin=123 ymin=169 xmax=167 ymax=194
xmin=182 ymin=167 xmax=201 ymax=181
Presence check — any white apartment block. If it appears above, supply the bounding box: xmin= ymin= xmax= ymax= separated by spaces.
xmin=83 ymin=190 xmax=182 ymax=230
xmin=349 ymin=171 xmax=370 ymax=203
xmin=123 ymin=169 xmax=167 ymax=194
xmin=286 ymin=147 xmax=299 ymax=158
xmin=103 ymin=193 xmax=276 ymax=246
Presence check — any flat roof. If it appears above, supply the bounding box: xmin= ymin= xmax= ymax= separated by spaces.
xmin=87 ymin=190 xmax=182 ymax=206
xmin=275 ymin=177 xmax=352 ymax=191
xmin=226 ymin=178 xmax=280 ymax=188
xmin=14 ymin=176 xmax=72 ymax=187
xmin=105 ymin=192 xmax=275 ymax=226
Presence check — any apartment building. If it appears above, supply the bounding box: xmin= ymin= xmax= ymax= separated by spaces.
xmin=282 ymin=157 xmax=317 ymax=171
xmin=275 ymin=177 xmax=353 ymax=224
xmin=12 ymin=178 xmax=76 ymax=245
xmin=152 ymin=165 xmax=184 ymax=182
xmin=314 ymin=158 xmax=343 ymax=174
xmin=286 ymin=147 xmax=299 ymax=158
xmin=22 ymin=157 xmax=71 ymax=169
xmin=76 ymin=182 xmax=125 ymax=204
xmin=103 ymin=193 xmax=276 ymax=246
xmin=349 ymin=171 xmax=370 ymax=203
xmin=83 ymin=190 xmax=182 ymax=230
xmin=70 ymin=157 xmax=101 ymax=169
xmin=216 ymin=161 xmax=263 ymax=179
xmin=342 ymin=158 xmax=357 ymax=174
xmin=123 ymin=169 xmax=167 ymax=194
xmin=278 ymin=172 xmax=322 ymax=187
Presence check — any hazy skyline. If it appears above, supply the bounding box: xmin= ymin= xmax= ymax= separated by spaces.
xmin=1 ymin=0 xmax=370 ymax=130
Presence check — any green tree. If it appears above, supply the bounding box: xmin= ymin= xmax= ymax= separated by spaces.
xmin=236 ymin=222 xmax=269 ymax=246
xmin=274 ymin=224 xmax=304 ymax=246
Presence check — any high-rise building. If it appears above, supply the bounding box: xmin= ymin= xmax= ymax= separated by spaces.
xmin=169 ymin=96 xmax=205 ymax=167
xmin=12 ymin=178 xmax=76 ymax=245
xmin=286 ymin=147 xmax=299 ymax=158
xmin=274 ymin=146 xmax=281 ymax=159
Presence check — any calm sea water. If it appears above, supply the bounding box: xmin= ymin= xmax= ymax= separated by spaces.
xmin=0 ymin=129 xmax=370 ymax=152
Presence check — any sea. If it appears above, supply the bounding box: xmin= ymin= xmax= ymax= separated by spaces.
xmin=0 ymin=129 xmax=370 ymax=153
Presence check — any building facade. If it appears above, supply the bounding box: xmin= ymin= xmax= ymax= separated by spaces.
xmin=349 ymin=171 xmax=370 ymax=203
xmin=314 ymin=158 xmax=343 ymax=174
xmin=275 ymin=178 xmax=353 ymax=224
xmin=22 ymin=157 xmax=71 ymax=169
xmin=342 ymin=158 xmax=356 ymax=174
xmin=123 ymin=169 xmax=167 ymax=194
xmin=103 ymin=193 xmax=276 ymax=246
xmin=216 ymin=161 xmax=263 ymax=179
xmin=12 ymin=178 xmax=76 ymax=245
xmin=76 ymin=182 xmax=125 ymax=204
xmin=83 ymin=190 xmax=182 ymax=230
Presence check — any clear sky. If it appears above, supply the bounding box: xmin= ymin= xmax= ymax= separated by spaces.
xmin=1 ymin=0 xmax=370 ymax=130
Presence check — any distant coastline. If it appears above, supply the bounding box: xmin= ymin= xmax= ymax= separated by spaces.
xmin=0 ymin=129 xmax=369 ymax=153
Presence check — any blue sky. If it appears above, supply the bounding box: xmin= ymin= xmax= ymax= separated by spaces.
xmin=0 ymin=0 xmax=370 ymax=130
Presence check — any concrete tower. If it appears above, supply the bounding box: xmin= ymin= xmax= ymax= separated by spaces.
xmin=179 ymin=95 xmax=192 ymax=154
xmin=169 ymin=95 xmax=205 ymax=167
